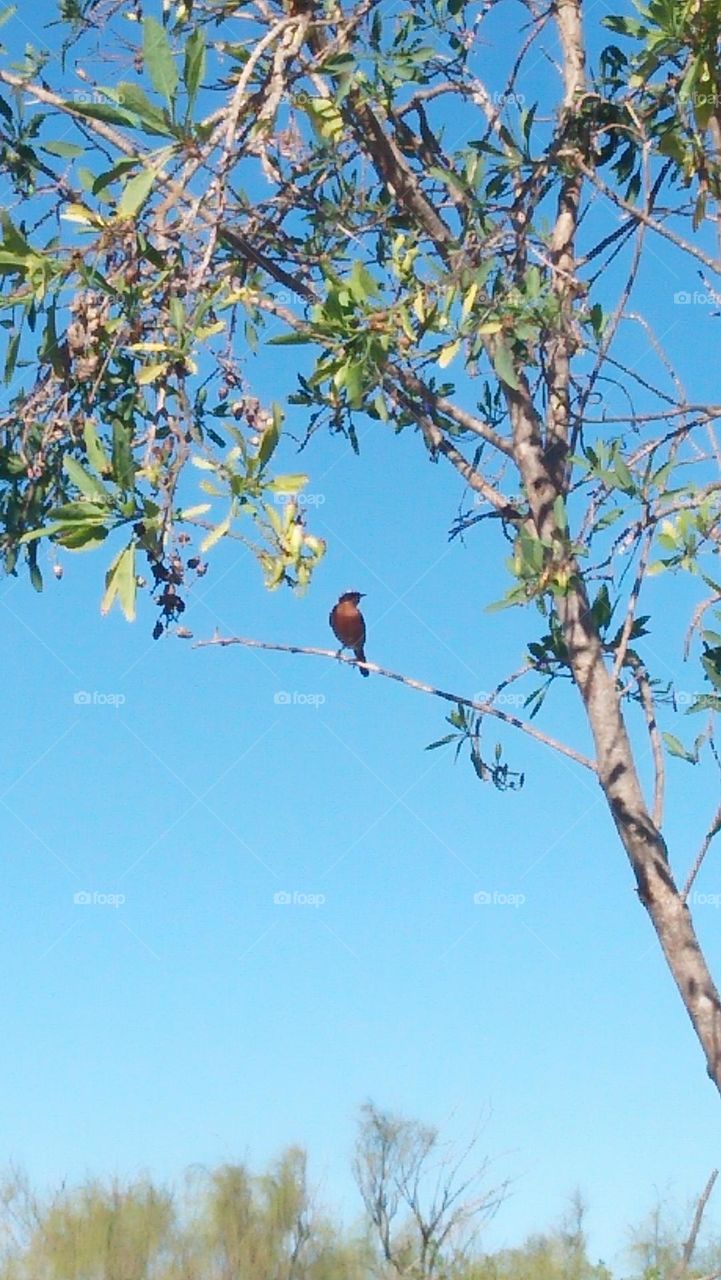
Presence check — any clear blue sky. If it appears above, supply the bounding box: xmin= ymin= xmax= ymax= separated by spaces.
xmin=1 ymin=0 xmax=720 ymax=1271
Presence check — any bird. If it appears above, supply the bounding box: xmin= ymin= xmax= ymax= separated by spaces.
xmin=329 ymin=591 xmax=369 ymax=676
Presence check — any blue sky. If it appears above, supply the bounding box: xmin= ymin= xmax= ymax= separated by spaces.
xmin=1 ymin=0 xmax=721 ymax=1271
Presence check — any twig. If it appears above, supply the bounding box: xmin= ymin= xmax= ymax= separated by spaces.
xmin=194 ymin=635 xmax=597 ymax=772
xmin=613 ymin=528 xmax=652 ymax=679
xmin=673 ymin=1169 xmax=718 ymax=1278
xmin=683 ymin=802 xmax=721 ymax=902
xmin=684 ymin=592 xmax=721 ymax=660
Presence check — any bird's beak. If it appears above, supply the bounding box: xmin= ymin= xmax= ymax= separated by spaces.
xmin=358 ymin=592 xmax=366 ymax=598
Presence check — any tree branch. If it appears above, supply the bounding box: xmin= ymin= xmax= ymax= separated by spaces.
xmin=673 ymin=1169 xmax=718 ymax=1278
xmin=194 ymin=634 xmax=597 ymax=772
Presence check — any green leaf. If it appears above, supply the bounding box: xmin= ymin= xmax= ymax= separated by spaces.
xmin=117 ymin=166 xmax=156 ymax=218
xmin=266 ymin=473 xmax=309 ymax=493
xmin=143 ymin=17 xmax=178 ymax=110
xmin=491 ymin=338 xmax=521 ymax=390
xmin=425 ymin=734 xmax=460 ymax=751
xmin=57 ymin=525 xmax=109 ymax=551
xmin=258 ymin=404 xmax=283 ymax=469
xmin=42 ymin=141 xmax=84 ymax=158
xmin=136 ymin=361 xmax=168 ymax=385
xmin=63 ymin=456 xmax=112 ymax=502
xmin=112 ymin=420 xmax=136 ymax=490
xmin=50 ymin=501 xmax=109 ymax=523
xmin=117 ymin=82 xmax=175 ymax=136
xmin=19 ymin=521 xmax=66 ymax=545
xmin=613 ymin=457 xmax=635 ymax=493
xmin=68 ymin=100 xmax=141 ymax=129
xmin=4 ymin=329 xmax=19 ymax=384
xmin=29 ymin=563 xmax=43 ymax=593
xmin=183 ymin=28 xmax=206 ymax=110
xmin=200 ymin=514 xmax=231 ymax=553
xmin=101 ymin=543 xmax=137 ymax=621
xmin=267 ymin=331 xmax=313 ymax=346
xmin=662 ymin=732 xmax=697 ymax=763
xmin=438 ymin=339 xmax=461 ymax=369
xmin=83 ymin=420 xmax=112 ymax=476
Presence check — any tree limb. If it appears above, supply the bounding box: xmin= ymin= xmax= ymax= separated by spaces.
xmin=194 ymin=634 xmax=597 ymax=771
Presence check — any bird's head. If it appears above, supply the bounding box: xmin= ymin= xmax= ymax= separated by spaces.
xmin=338 ymin=591 xmax=365 ymax=605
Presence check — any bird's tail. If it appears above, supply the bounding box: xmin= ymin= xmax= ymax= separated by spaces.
xmin=355 ymin=645 xmax=370 ymax=677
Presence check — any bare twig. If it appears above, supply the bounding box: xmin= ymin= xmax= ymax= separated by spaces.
xmin=194 ymin=634 xmax=597 ymax=771
xmin=683 ymin=803 xmax=721 ymax=903
xmin=673 ymin=1169 xmax=718 ymax=1278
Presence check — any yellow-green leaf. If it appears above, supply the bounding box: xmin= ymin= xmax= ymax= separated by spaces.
xmin=438 ymin=339 xmax=461 ymax=368
xmin=136 ymin=361 xmax=168 ymax=385
xmin=117 ymin=167 xmax=156 ymax=218
xmin=200 ymin=514 xmax=231 ymax=553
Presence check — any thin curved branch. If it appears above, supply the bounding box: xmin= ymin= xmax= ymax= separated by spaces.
xmin=575 ymin=154 xmax=721 ymax=275
xmin=673 ymin=1169 xmax=718 ymax=1279
xmin=391 ymin=366 xmax=514 ymax=457
xmin=194 ymin=634 xmax=597 ymax=772
xmin=683 ymin=802 xmax=721 ymax=903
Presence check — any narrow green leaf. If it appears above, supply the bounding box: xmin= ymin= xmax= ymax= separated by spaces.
xmin=266 ymin=474 xmax=309 ymax=493
xmin=57 ymin=525 xmax=109 ymax=551
xmin=69 ymin=100 xmax=141 ymax=129
xmin=662 ymin=731 xmax=696 ymax=763
xmin=136 ymin=361 xmax=168 ymax=385
xmin=200 ymin=514 xmax=231 ymax=553
xmin=101 ymin=544 xmax=137 ymax=621
xmin=117 ymin=82 xmax=175 ymax=136
xmin=491 ymin=338 xmax=521 ymax=390
xmin=83 ymin=420 xmax=112 ymax=476
xmin=63 ymin=456 xmax=112 ymax=501
xmin=117 ymin=167 xmax=156 ymax=218
xmin=42 ymin=141 xmax=84 ymax=158
xmin=258 ymin=405 xmax=283 ymax=469
xmin=50 ymin=501 xmax=109 ymax=522
xmin=112 ymin=420 xmax=136 ymax=490
xmin=183 ymin=28 xmax=206 ymax=109
xmin=143 ymin=17 xmax=178 ymax=109
xmin=116 ymin=544 xmax=137 ymax=621
xmin=4 ymin=329 xmax=19 ymax=384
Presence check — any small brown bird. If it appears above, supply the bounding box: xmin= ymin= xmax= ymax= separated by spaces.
xmin=329 ymin=591 xmax=369 ymax=676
